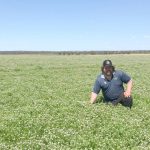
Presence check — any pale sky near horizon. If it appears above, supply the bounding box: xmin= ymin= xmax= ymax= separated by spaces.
xmin=0 ymin=0 xmax=150 ymax=51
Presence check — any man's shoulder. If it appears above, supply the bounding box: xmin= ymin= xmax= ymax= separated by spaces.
xmin=114 ymin=70 xmax=131 ymax=79
xmin=114 ymin=70 xmax=124 ymax=76
xmin=96 ymin=74 xmax=105 ymax=81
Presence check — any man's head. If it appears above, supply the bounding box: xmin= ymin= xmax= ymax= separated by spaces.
xmin=103 ymin=60 xmax=113 ymax=67
xmin=101 ymin=60 xmax=115 ymax=77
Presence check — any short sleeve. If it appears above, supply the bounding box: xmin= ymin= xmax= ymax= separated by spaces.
xmin=120 ymin=71 xmax=131 ymax=83
xmin=92 ymin=79 xmax=101 ymax=94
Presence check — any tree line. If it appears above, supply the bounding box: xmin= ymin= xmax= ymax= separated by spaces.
xmin=0 ymin=50 xmax=150 ymax=55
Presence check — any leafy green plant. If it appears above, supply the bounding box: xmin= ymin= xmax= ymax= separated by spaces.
xmin=0 ymin=54 xmax=150 ymax=149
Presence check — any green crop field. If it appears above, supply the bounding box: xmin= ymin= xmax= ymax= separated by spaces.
xmin=0 ymin=54 xmax=150 ymax=149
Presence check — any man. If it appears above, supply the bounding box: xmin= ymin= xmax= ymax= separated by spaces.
xmin=90 ymin=60 xmax=133 ymax=108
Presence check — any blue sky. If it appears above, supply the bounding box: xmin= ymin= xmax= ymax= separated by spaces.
xmin=0 ymin=0 xmax=150 ymax=51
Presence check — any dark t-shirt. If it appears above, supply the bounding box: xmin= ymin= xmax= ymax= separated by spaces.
xmin=92 ymin=70 xmax=131 ymax=101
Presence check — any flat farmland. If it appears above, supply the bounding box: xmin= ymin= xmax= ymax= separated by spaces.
xmin=0 ymin=54 xmax=150 ymax=149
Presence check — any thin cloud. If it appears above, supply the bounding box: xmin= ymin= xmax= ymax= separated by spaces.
xmin=144 ymin=35 xmax=150 ymax=39
xmin=130 ymin=35 xmax=136 ymax=40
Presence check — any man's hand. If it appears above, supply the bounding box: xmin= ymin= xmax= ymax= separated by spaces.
xmin=90 ymin=92 xmax=98 ymax=104
xmin=124 ymin=91 xmax=131 ymax=98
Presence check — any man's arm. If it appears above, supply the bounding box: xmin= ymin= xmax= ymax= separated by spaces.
xmin=124 ymin=79 xmax=133 ymax=98
xmin=90 ymin=76 xmax=101 ymax=104
xmin=90 ymin=92 xmax=98 ymax=104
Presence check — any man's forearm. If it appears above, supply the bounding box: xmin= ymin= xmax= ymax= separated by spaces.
xmin=90 ymin=92 xmax=98 ymax=104
xmin=124 ymin=79 xmax=133 ymax=97
xmin=126 ymin=79 xmax=132 ymax=93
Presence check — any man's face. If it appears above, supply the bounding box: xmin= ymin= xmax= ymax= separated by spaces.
xmin=103 ymin=66 xmax=113 ymax=76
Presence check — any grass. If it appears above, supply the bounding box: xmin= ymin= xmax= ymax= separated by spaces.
xmin=0 ymin=54 xmax=150 ymax=149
